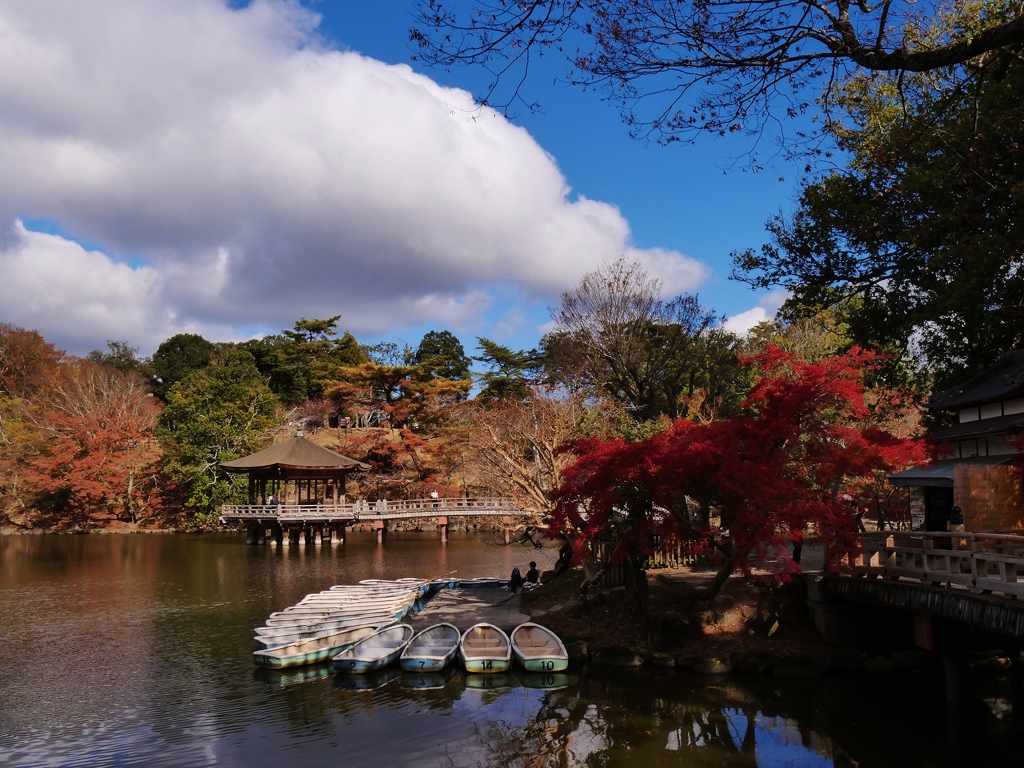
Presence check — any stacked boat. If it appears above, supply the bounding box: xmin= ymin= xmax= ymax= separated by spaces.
xmin=251 ymin=576 xmax=569 ymax=682
xmin=253 ymin=579 xmax=428 ymax=667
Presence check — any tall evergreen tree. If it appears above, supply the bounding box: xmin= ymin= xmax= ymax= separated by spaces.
xmin=156 ymin=348 xmax=279 ymax=526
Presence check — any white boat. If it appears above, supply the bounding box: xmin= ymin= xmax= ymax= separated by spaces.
xmin=510 ymin=623 xmax=568 ymax=672
xmin=265 ymin=604 xmax=411 ymax=627
xmin=256 ymin=618 xmax=399 ymax=642
xmin=332 ymin=624 xmax=415 ymax=674
xmin=253 ymin=625 xmax=381 ymax=668
xmin=400 ymin=623 xmax=461 ymax=672
xmin=459 ymin=623 xmax=511 ymax=673
xmin=459 ymin=577 xmax=505 ymax=589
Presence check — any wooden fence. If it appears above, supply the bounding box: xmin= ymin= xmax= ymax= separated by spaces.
xmin=590 ymin=541 xmax=707 ymax=587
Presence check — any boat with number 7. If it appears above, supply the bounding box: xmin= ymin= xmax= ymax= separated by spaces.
xmin=332 ymin=624 xmax=415 ymax=674
xmin=510 ymin=623 xmax=568 ymax=672
xmin=459 ymin=623 xmax=511 ymax=673
xmin=400 ymin=623 xmax=461 ymax=672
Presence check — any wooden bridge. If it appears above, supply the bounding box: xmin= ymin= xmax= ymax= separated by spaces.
xmin=809 ymin=531 xmax=1024 ymax=645
xmin=220 ymin=497 xmax=535 ymax=545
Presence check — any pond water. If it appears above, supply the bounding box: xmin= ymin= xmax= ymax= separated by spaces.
xmin=1 ymin=533 xmax=1022 ymax=767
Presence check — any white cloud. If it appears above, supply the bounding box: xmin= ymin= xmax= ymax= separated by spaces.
xmin=723 ymin=290 xmax=789 ymax=334
xmin=0 ymin=0 xmax=708 ymax=353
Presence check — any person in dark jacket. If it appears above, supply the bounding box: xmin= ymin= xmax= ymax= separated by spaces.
xmin=509 ymin=568 xmax=526 ymax=594
xmin=525 ymin=562 xmax=539 ymax=583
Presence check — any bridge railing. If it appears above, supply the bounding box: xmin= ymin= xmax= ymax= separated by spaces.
xmin=220 ymin=497 xmax=527 ymax=522
xmin=846 ymin=531 xmax=1024 ymax=599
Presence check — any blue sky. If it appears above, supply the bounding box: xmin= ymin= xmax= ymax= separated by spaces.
xmin=0 ymin=0 xmax=804 ymax=358
xmin=318 ymin=1 xmax=801 ymax=339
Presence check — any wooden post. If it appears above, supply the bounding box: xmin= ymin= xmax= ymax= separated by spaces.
xmin=502 ymin=516 xmax=512 ymax=545
xmin=438 ymin=516 xmax=448 ymax=544
xmin=260 ymin=525 xmax=269 ymax=545
xmin=288 ymin=527 xmax=301 ymax=546
xmin=273 ymin=523 xmax=283 ymax=545
xmin=944 ymin=652 xmax=963 ymax=705
xmin=304 ymin=527 xmax=313 ymax=546
xmin=338 ymin=523 xmax=346 ymax=544
xmin=374 ymin=519 xmax=386 ymax=545
xmin=246 ymin=523 xmax=259 ymax=545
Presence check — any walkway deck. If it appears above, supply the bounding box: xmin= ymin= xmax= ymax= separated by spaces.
xmin=221 ymin=497 xmax=530 ymax=525
xmin=814 ymin=530 xmax=1024 ymax=640
xmin=411 ymin=588 xmax=530 ymax=635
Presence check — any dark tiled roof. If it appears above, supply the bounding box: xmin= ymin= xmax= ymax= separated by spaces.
xmin=927 ymin=413 xmax=1024 ymax=443
xmin=221 ymin=436 xmax=369 ymax=472
xmin=888 ymin=456 xmax=1014 ymax=487
xmin=928 ymin=349 xmax=1024 ymax=411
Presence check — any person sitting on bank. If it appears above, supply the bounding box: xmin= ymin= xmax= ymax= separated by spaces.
xmin=509 ymin=567 xmax=526 ymax=594
xmin=525 ymin=561 xmax=540 ymax=584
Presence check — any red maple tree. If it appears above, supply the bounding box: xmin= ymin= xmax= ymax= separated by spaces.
xmin=23 ymin=360 xmax=164 ymax=528
xmin=550 ymin=346 xmax=928 ymax=598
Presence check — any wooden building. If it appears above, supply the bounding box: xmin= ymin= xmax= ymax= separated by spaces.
xmin=889 ymin=349 xmax=1024 ymax=531
xmin=221 ymin=435 xmax=369 ymax=506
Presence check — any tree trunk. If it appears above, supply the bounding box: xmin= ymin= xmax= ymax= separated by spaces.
xmin=699 ymin=554 xmax=736 ymax=601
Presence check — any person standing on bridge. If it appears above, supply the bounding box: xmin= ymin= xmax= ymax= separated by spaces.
xmin=430 ymin=490 xmax=439 ymax=509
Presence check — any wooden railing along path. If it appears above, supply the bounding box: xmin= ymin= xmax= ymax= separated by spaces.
xmin=221 ymin=497 xmax=528 ymax=523
xmin=845 ymin=531 xmax=1024 ymax=600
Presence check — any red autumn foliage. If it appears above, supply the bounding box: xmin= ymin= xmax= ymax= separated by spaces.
xmin=20 ymin=360 xmax=165 ymax=528
xmin=549 ymin=347 xmax=929 ymax=594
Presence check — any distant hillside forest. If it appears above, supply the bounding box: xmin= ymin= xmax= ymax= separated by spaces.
xmin=1 ymin=258 xmax=930 ymax=532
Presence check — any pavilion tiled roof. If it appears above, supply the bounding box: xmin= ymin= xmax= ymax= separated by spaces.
xmin=221 ymin=436 xmax=369 ymax=472
xmin=928 ymin=349 xmax=1024 ymax=411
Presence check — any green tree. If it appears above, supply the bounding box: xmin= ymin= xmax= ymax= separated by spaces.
xmin=241 ymin=318 xmax=367 ymax=404
xmin=734 ymin=54 xmax=1024 ymax=388
xmin=414 ymin=330 xmax=472 ymax=381
xmin=87 ymin=340 xmax=153 ymax=380
xmin=151 ymin=333 xmax=216 ymax=400
xmin=473 ymin=338 xmax=543 ymax=402
xmin=156 ymin=348 xmax=279 ymax=527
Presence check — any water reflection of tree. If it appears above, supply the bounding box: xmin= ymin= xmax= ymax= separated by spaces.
xmin=453 ymin=679 xmax=775 ymax=768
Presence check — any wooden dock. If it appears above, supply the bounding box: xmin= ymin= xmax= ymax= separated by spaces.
xmin=411 ymin=587 xmax=531 ymax=635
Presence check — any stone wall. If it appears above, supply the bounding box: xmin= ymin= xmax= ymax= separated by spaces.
xmin=955 ymin=463 xmax=1024 ymax=531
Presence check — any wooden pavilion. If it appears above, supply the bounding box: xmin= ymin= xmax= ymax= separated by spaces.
xmin=221 ymin=435 xmax=369 ymax=507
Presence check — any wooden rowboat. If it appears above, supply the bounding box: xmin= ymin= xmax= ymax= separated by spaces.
xmin=253 ymin=624 xmax=380 ymax=669
xmin=510 ymin=623 xmax=568 ymax=673
xmin=264 ymin=604 xmax=411 ymax=627
xmin=400 ymin=623 xmax=460 ymax=672
xmin=332 ymin=624 xmax=415 ymax=674
xmin=459 ymin=577 xmax=505 ymax=589
xmin=459 ymin=623 xmax=511 ymax=673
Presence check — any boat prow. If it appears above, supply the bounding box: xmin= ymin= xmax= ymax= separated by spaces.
xmin=510 ymin=622 xmax=568 ymax=672
xmin=332 ymin=623 xmax=415 ymax=674
xmin=459 ymin=622 xmax=511 ymax=673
